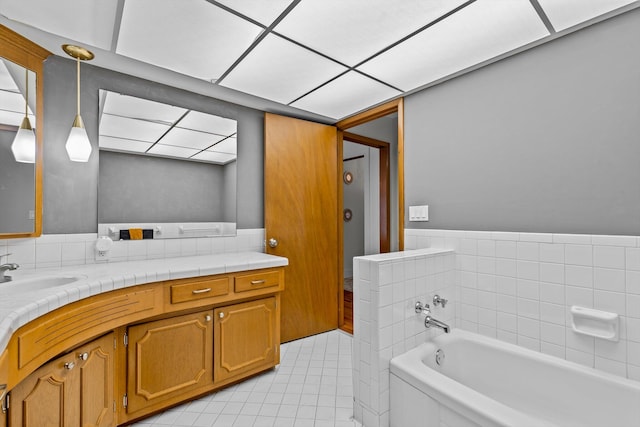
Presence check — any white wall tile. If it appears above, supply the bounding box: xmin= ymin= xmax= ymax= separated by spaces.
xmin=565 ymin=245 xmax=593 ymax=266
xmin=565 ymin=265 xmax=593 ymax=288
xmin=495 ymin=241 xmax=517 ymax=259
xmin=593 ymin=246 xmax=625 ymax=269
xmin=517 ymin=242 xmax=539 ymax=261
xmin=539 ymin=243 xmax=565 ymax=264
xmin=540 ymin=263 xmax=564 ymax=284
xmin=594 ymin=268 xmax=625 ymax=292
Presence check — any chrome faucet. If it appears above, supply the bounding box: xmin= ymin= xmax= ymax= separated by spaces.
xmin=415 ymin=300 xmax=450 ymax=333
xmin=424 ymin=315 xmax=450 ymax=333
xmin=0 ymin=253 xmax=18 ymax=283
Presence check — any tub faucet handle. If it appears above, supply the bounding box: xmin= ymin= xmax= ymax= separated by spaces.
xmin=415 ymin=301 xmax=430 ymax=315
xmin=433 ymin=294 xmax=448 ymax=308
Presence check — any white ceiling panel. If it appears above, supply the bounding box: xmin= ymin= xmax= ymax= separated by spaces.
xmin=0 ymin=60 xmax=18 ymax=91
xmin=536 ymin=0 xmax=638 ymax=31
xmin=0 ymin=110 xmax=28 ymax=127
xmin=117 ymin=0 xmax=263 ymax=81
xmin=221 ymin=34 xmax=347 ymax=104
xmin=291 ymin=71 xmax=401 ymax=120
xmin=192 ymin=151 xmax=237 ymax=164
xmin=358 ymin=0 xmax=549 ymax=92
xmin=147 ymin=144 xmax=200 ymax=159
xmin=100 ymin=114 xmax=170 ymax=142
xmin=177 ymin=110 xmax=237 ymax=135
xmin=0 ymin=91 xmax=28 ymax=114
xmin=0 ymin=0 xmax=118 ymax=50
xmin=215 ymin=0 xmax=293 ymax=26
xmin=102 ymin=92 xmax=187 ymax=124
xmin=275 ymin=0 xmax=468 ymax=66
xmin=210 ymin=137 xmax=237 ymax=155
xmin=99 ymin=136 xmax=153 ymax=153
xmin=158 ymin=127 xmax=225 ymax=150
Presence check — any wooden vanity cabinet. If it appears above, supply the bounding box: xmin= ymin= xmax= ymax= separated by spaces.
xmin=125 ymin=310 xmax=214 ymax=419
xmin=214 ymin=297 xmax=279 ymax=384
xmin=8 ymin=332 xmax=115 ymax=427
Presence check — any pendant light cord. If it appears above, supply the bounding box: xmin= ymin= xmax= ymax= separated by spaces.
xmin=76 ymin=56 xmax=81 ymax=116
xmin=24 ymin=68 xmax=29 ymax=117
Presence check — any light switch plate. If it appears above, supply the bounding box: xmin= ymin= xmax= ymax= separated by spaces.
xmin=409 ymin=205 xmax=429 ymax=222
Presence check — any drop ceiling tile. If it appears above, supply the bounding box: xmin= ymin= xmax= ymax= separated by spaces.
xmin=0 ymin=0 xmax=118 ymax=50
xmin=147 ymin=144 xmax=200 ymax=158
xmin=215 ymin=0 xmax=293 ymax=25
xmin=536 ymin=0 xmax=638 ymax=31
xmin=290 ymin=71 xmax=401 ymax=120
xmin=177 ymin=110 xmax=237 ymax=135
xmin=0 ymin=110 xmax=26 ymax=127
xmin=99 ymin=114 xmax=169 ymax=142
xmin=210 ymin=137 xmax=237 ymax=155
xmin=358 ymin=0 xmax=549 ymax=92
xmin=117 ymin=0 xmax=263 ymax=81
xmin=102 ymin=92 xmax=187 ymax=124
xmin=220 ymin=33 xmax=347 ymax=104
xmin=0 ymin=91 xmax=28 ymax=114
xmin=192 ymin=151 xmax=237 ymax=164
xmin=0 ymin=60 xmax=19 ymax=91
xmin=159 ymin=128 xmax=226 ymax=150
xmin=99 ymin=136 xmax=152 ymax=153
xmin=274 ymin=0 xmax=468 ymax=66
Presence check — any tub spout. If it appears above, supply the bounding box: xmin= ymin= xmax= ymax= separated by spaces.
xmin=425 ymin=315 xmax=450 ymax=333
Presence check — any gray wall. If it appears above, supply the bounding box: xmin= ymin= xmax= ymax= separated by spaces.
xmin=404 ymin=8 xmax=640 ymax=235
xmin=0 ymin=129 xmax=35 ymax=233
xmin=222 ymin=160 xmax=237 ymax=223
xmin=42 ymin=56 xmax=263 ymax=233
xmin=98 ymin=151 xmax=227 ymax=223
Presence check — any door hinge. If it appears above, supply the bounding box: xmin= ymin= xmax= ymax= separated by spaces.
xmin=113 ymin=400 xmax=117 ymax=413
xmin=123 ymin=394 xmax=128 ymax=409
xmin=2 ymin=392 xmax=9 ymax=414
xmin=123 ymin=332 xmax=128 ymax=347
xmin=114 ymin=337 xmax=117 ymax=349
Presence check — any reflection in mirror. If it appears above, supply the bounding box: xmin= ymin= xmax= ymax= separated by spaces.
xmin=98 ymin=90 xmax=237 ymax=238
xmin=0 ymin=58 xmax=36 ymax=234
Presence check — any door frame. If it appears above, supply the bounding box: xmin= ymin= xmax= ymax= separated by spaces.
xmin=335 ymin=98 xmax=405 ymax=329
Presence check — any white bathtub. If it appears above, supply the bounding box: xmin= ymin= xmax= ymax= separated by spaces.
xmin=390 ymin=329 xmax=640 ymax=427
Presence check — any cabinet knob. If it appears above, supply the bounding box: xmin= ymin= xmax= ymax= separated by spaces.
xmin=205 ymin=315 xmax=212 ymax=322
xmin=219 ymin=312 xmax=224 ymax=319
xmin=64 ymin=361 xmax=75 ymax=370
xmin=78 ymin=352 xmax=89 ymax=361
xmin=268 ymin=238 xmax=278 ymax=248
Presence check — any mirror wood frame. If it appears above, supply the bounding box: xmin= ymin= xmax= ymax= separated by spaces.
xmin=0 ymin=25 xmax=50 ymax=239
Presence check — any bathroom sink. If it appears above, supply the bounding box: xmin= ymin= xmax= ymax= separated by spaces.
xmin=7 ymin=275 xmax=86 ymax=291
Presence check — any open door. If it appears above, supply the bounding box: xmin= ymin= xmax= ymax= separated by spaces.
xmin=265 ymin=113 xmax=339 ymax=342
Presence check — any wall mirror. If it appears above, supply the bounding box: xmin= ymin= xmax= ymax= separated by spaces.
xmin=0 ymin=25 xmax=47 ymax=238
xmin=97 ymin=90 xmax=238 ymax=238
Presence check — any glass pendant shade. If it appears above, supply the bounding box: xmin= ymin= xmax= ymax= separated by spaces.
xmin=65 ymin=114 xmax=92 ymax=162
xmin=11 ymin=116 xmax=36 ymax=163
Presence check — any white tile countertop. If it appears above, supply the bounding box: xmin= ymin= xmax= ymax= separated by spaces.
xmin=0 ymin=252 xmax=288 ymax=354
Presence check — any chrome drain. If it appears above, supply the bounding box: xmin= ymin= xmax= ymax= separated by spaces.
xmin=435 ymin=349 xmax=445 ymax=366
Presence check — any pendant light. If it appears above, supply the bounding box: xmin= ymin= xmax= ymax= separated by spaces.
xmin=10 ymin=68 xmax=35 ymax=163
xmin=62 ymin=44 xmax=94 ymax=162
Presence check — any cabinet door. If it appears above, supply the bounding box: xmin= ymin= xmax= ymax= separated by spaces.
xmin=77 ymin=333 xmax=115 ymax=427
xmin=126 ymin=310 xmax=213 ymax=416
xmin=214 ymin=297 xmax=279 ymax=384
xmin=8 ymin=332 xmax=114 ymax=427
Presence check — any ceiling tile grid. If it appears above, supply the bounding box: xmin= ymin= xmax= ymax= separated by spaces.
xmin=219 ymin=33 xmax=348 ymax=105
xmin=116 ymin=0 xmax=263 ymax=81
xmin=358 ymin=0 xmax=550 ymax=92
xmin=3 ymin=0 xmax=639 ymax=121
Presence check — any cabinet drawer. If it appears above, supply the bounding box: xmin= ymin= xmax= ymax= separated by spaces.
xmin=234 ymin=270 xmax=280 ymax=293
xmin=170 ymin=277 xmax=230 ymax=304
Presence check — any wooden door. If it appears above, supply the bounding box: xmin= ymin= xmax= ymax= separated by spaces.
xmin=265 ymin=113 xmax=339 ymax=342
xmin=214 ymin=297 xmax=278 ymax=383
xmin=126 ymin=311 xmax=213 ymax=416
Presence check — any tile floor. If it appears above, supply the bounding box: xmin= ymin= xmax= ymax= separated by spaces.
xmin=132 ymin=330 xmax=361 ymax=427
